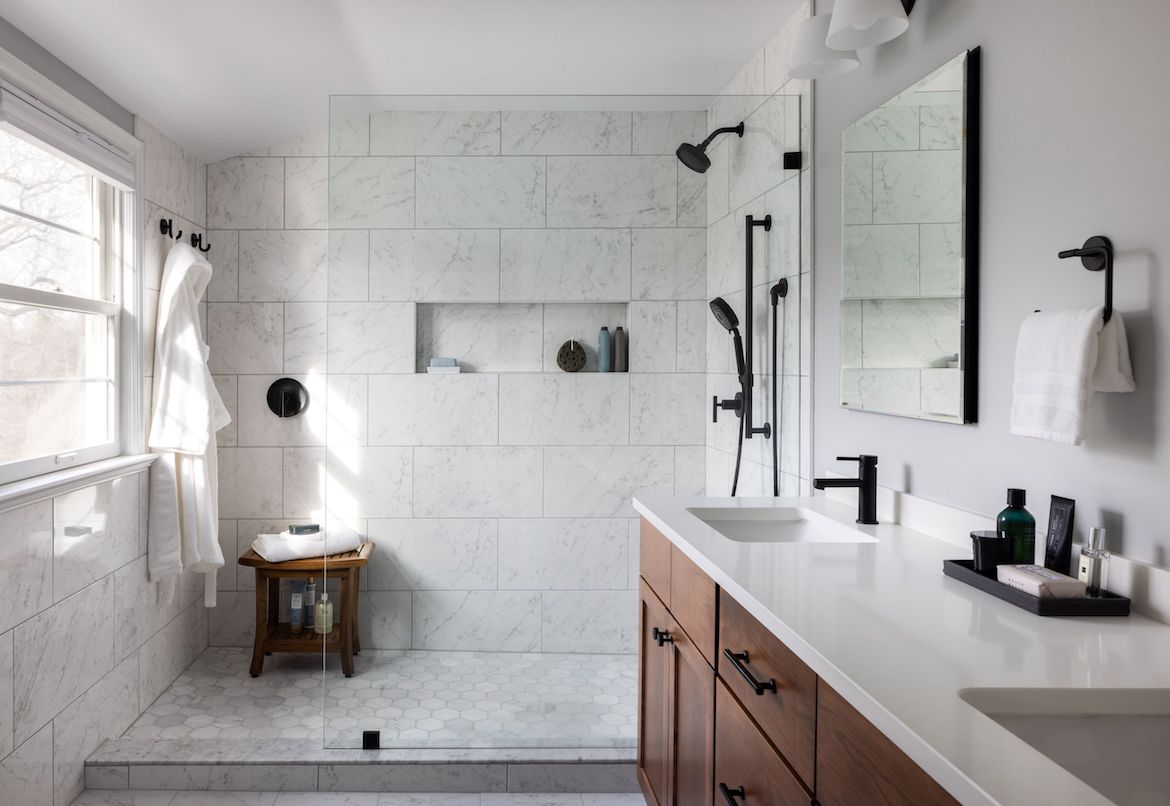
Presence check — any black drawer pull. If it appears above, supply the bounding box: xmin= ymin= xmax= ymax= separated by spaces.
xmin=723 ymin=649 xmax=777 ymax=695
xmin=652 ymin=627 xmax=674 ymax=647
xmin=719 ymin=783 xmax=747 ymax=805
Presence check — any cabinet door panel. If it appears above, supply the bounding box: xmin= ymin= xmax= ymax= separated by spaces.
xmin=714 ymin=679 xmax=812 ymax=805
xmin=640 ymin=519 xmax=673 ymax=606
xmin=638 ymin=580 xmax=672 ymax=805
xmin=672 ymin=614 xmax=714 ymax=806
xmin=670 ymin=546 xmax=717 ymax=666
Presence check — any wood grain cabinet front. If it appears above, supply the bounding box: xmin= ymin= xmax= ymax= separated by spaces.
xmin=714 ymin=678 xmax=813 ymax=805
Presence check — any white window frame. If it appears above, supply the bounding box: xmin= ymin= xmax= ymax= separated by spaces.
xmin=0 ymin=42 xmax=149 ymax=507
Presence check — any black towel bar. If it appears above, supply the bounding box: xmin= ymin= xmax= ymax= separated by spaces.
xmin=1058 ymin=235 xmax=1114 ymax=323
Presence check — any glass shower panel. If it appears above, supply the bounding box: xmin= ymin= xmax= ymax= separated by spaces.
xmin=321 ymin=91 xmax=803 ymax=749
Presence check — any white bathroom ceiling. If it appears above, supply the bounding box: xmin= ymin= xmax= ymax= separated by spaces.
xmin=0 ymin=0 xmax=802 ymax=162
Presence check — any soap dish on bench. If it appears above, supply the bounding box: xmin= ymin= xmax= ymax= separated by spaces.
xmin=943 ymin=559 xmax=1131 ymax=617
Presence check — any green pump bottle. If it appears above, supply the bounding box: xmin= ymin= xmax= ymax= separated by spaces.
xmin=999 ymin=489 xmax=1036 ymax=564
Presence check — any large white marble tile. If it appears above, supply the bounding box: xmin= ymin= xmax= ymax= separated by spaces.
xmin=329 ymin=157 xmax=415 ymax=229
xmin=705 ymin=212 xmax=739 ymax=297
xmin=499 ymin=375 xmax=629 ymax=445
xmin=244 ymin=128 xmax=327 ymax=157
xmin=0 ymin=630 xmax=11 ymax=759
xmin=13 ymin=575 xmax=113 ymax=743
xmin=175 ymin=794 xmax=281 ymax=806
xmin=780 ymin=375 xmax=800 ymax=477
xmin=842 ymin=368 xmax=921 ymax=416
xmin=873 ymin=150 xmax=961 ymax=224
xmin=215 ymin=519 xmax=238 ymax=592
xmin=546 ymin=156 xmax=675 ymax=227
xmin=861 ymin=298 xmax=962 ymax=368
xmin=842 ymin=224 xmax=920 ymax=299
xmin=844 ymin=106 xmax=920 ymax=152
xmin=284 ymin=157 xmax=328 ymax=229
xmin=921 ymin=368 xmax=962 ymax=419
xmin=82 ymin=764 xmax=129 ymax=791
xmin=500 ymin=229 xmax=630 ymax=302
xmin=206 ymin=230 xmax=239 ymax=302
xmin=368 ymin=374 xmax=499 ymax=446
xmin=842 ymin=152 xmax=874 ymax=226
xmin=326 ymin=374 xmax=368 ymax=447
xmin=137 ymin=118 xmax=200 ymax=224
xmin=677 ymin=166 xmax=706 ymax=227
xmin=217 ymin=447 xmax=283 ymax=518
xmin=139 ymin=600 xmax=206 ymax=709
xmin=630 ymin=228 xmax=704 ymax=301
xmin=207 ymin=303 xmax=284 ymax=374
xmin=674 ymin=445 xmax=706 ymax=497
xmin=375 ymin=795 xmax=481 ymax=806
xmin=920 ymin=223 xmax=962 ymax=296
xmin=370 ymin=111 xmax=500 ymax=156
xmin=330 ymin=113 xmax=370 ymax=156
xmin=765 ymin=175 xmax=801 ymax=283
xmin=53 ymin=475 xmax=138 ymax=602
xmin=143 ymin=202 xmax=196 ymax=291
xmin=763 ymin=2 xmax=808 ymax=93
xmin=0 ymin=725 xmax=52 ymax=806
xmin=728 ymin=95 xmax=799 ymax=211
xmin=284 ymin=302 xmax=328 ymax=373
xmin=542 ymin=591 xmax=637 ymax=653
xmin=840 ymin=300 xmax=863 ymax=369
xmin=207 ymin=158 xmax=284 ymax=229
xmin=327 ymin=302 xmax=415 ymax=373
xmin=283 ymin=447 xmax=326 ymax=518
xmin=630 ymin=374 xmax=705 ymax=446
xmin=367 ymin=519 xmax=498 ymax=590
xmin=413 ymin=447 xmax=542 ymax=518
xmin=541 ymin=303 xmax=627 ymax=373
xmin=207 ymin=591 xmax=255 ymax=648
xmin=632 ymin=111 xmax=706 ymax=155
xmin=544 ymin=446 xmax=674 ymax=518
xmin=705 ymin=138 xmax=730 ymax=225
xmin=676 ymin=301 xmax=706 ymax=373
xmin=236 ymin=374 xmax=327 ymax=447
xmin=416 ymin=157 xmax=545 ymax=228
xmin=129 ymin=764 xmax=318 ymax=791
xmin=0 ymin=500 xmax=52 ymax=635
xmin=502 ymin=112 xmax=631 ymax=156
xmin=416 ymin=303 xmax=542 ymax=373
xmin=628 ymin=302 xmax=676 ymax=373
xmin=412 ymin=591 xmax=541 ymax=652
xmin=920 ymin=104 xmax=962 ymax=150
xmin=357 ymin=590 xmax=412 ymax=650
xmin=329 ymin=230 xmax=370 ymax=301
xmin=113 ymin=556 xmax=181 ymax=662
xmin=506 ymin=764 xmax=636 ymax=794
xmin=238 ymin=231 xmax=328 ymax=302
xmin=52 ymin=655 xmax=139 ymax=806
xmin=498 ymin=519 xmax=628 ymax=590
xmin=370 ymin=230 xmax=500 ymax=302
xmin=325 ymin=446 xmax=413 ymax=518
xmin=318 ymin=762 xmax=506 ymax=792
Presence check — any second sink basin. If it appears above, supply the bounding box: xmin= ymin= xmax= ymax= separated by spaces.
xmin=686 ymin=506 xmax=878 ymax=544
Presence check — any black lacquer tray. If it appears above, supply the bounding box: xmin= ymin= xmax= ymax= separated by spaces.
xmin=943 ymin=559 xmax=1130 ymax=616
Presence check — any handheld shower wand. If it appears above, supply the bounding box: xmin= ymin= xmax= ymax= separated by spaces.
xmin=710 ymin=297 xmax=748 ymax=495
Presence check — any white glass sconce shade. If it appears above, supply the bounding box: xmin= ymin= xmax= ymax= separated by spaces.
xmin=826 ymin=0 xmax=911 ymax=51
xmin=789 ymin=14 xmax=860 ymax=80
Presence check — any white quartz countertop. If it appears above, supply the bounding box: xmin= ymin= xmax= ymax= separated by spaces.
xmin=633 ymin=494 xmax=1170 ymax=806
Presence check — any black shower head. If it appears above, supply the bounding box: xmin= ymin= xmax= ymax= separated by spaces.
xmin=709 ymin=297 xmax=740 ymax=332
xmin=676 ymin=122 xmax=745 ymax=174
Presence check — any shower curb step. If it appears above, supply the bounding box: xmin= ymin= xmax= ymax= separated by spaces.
xmin=86 ymin=739 xmax=637 ymax=794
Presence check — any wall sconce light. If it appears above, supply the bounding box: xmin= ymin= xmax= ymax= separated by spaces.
xmin=789 ymin=14 xmax=860 ymax=80
xmin=826 ymin=0 xmax=913 ymax=51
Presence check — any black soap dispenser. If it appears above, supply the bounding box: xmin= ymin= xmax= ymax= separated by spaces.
xmin=999 ymin=489 xmax=1036 ymax=564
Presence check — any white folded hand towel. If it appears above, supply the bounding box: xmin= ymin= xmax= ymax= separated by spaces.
xmin=251 ymin=528 xmax=362 ymax=563
xmin=1011 ymin=306 xmax=1134 ymax=445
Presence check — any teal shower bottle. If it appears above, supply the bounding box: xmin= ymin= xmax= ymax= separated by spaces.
xmin=999 ymin=488 xmax=1036 ymax=564
xmin=598 ymin=326 xmax=612 ymax=372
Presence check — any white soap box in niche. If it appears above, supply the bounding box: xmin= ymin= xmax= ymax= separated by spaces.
xmin=997 ymin=564 xmax=1087 ymax=598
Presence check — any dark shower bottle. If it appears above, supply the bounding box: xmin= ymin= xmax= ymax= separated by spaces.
xmin=999 ymin=489 xmax=1036 ymax=564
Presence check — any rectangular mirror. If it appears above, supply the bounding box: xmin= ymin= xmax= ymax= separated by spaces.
xmin=839 ymin=48 xmax=980 ymax=423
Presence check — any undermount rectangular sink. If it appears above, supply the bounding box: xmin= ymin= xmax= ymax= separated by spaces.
xmin=686 ymin=506 xmax=878 ymax=544
xmin=961 ymin=688 xmax=1170 ymax=805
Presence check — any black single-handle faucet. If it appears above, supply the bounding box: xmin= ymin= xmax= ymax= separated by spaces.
xmin=813 ymin=455 xmax=879 ymax=525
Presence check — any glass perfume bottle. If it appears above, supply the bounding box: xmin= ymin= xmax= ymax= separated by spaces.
xmin=314 ymin=593 xmax=334 ymax=635
xmin=999 ymin=488 xmax=1036 ymax=563
xmin=1077 ymin=527 xmax=1111 ymax=597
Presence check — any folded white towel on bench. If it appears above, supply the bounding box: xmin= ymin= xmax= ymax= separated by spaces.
xmin=251 ymin=529 xmax=362 ymax=563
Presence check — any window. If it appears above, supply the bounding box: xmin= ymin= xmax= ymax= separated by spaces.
xmin=0 ymin=81 xmax=136 ymax=486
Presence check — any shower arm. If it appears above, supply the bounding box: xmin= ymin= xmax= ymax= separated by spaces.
xmin=699 ymin=122 xmax=746 ymax=150
xmin=743 ymin=214 xmax=773 ymax=440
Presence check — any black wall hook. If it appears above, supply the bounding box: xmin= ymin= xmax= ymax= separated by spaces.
xmin=1058 ymin=236 xmax=1114 ymax=322
xmin=159 ymin=218 xmax=182 ymax=240
xmin=190 ymin=233 xmax=211 ymax=253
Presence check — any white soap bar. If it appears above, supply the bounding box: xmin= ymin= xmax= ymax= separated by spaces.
xmin=997 ymin=564 xmax=1087 ymax=598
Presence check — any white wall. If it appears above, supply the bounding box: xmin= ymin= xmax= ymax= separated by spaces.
xmin=814 ymin=0 xmax=1170 ymax=563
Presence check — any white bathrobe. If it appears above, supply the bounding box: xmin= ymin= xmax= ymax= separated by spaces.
xmin=147 ymin=242 xmax=231 ymax=606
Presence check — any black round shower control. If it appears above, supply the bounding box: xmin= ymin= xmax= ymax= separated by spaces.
xmin=267 ymin=377 xmax=309 ymax=418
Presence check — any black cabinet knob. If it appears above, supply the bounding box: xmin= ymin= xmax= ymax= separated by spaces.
xmin=651 ymin=627 xmax=674 ymax=647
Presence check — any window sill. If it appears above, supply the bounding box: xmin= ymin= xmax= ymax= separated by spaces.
xmin=0 ymin=453 xmax=155 ymax=514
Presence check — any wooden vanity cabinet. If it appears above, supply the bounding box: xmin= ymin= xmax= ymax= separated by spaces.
xmin=637 ymin=517 xmax=959 ymax=805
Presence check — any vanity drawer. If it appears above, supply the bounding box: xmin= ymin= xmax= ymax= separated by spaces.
xmin=671 ymin=545 xmax=717 ymax=667
xmin=717 ymin=590 xmax=816 ymax=787
xmin=714 ymin=678 xmax=812 ymax=805
xmin=640 ymin=519 xmax=673 ymax=607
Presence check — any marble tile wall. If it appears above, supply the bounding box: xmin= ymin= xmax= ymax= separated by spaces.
xmin=705 ymin=1 xmax=814 ymax=498
xmin=204 ymin=106 xmax=710 ymax=657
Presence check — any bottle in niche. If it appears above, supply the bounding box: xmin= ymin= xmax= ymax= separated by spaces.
xmin=289 ymin=580 xmax=305 ymax=633
xmin=304 ymin=577 xmax=317 ymax=630
xmin=614 ymin=326 xmax=628 ymax=372
xmin=1077 ymin=527 xmax=1111 ymax=597
xmin=999 ymin=488 xmax=1036 ymax=564
xmin=598 ymin=326 xmax=612 ymax=372
xmin=314 ymin=593 xmax=334 ymax=635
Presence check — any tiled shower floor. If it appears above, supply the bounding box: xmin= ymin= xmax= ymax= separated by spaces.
xmin=125 ymin=647 xmax=637 ymax=749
